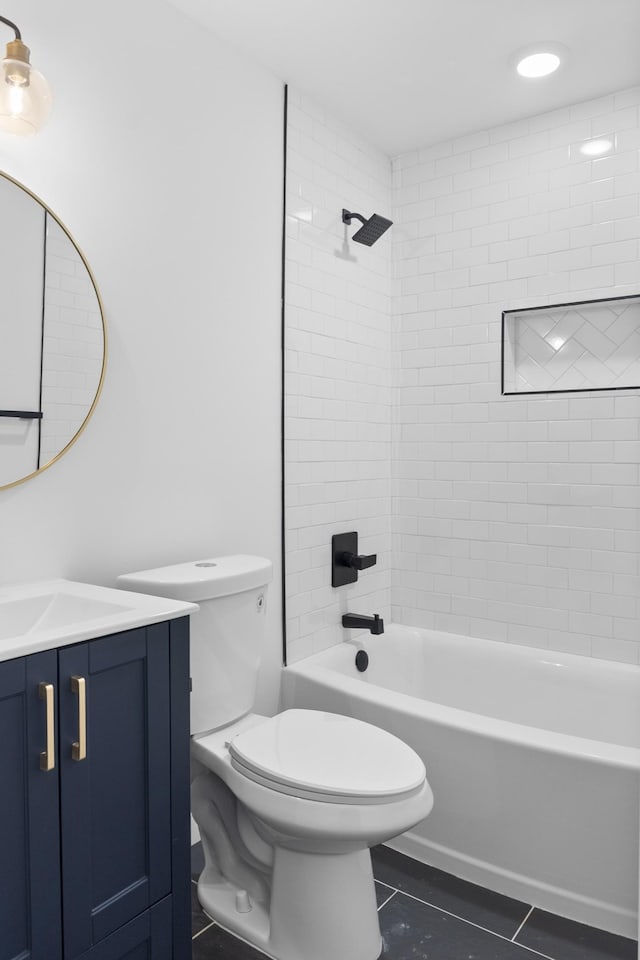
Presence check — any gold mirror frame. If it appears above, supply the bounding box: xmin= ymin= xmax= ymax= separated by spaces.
xmin=0 ymin=170 xmax=107 ymax=491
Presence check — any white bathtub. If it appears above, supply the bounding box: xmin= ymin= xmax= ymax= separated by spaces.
xmin=281 ymin=625 xmax=640 ymax=938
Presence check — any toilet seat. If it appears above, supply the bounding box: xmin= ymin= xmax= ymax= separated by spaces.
xmin=227 ymin=709 xmax=426 ymax=805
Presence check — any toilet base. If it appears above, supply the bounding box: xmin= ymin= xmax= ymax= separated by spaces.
xmin=197 ymin=869 xmax=271 ymax=953
xmin=197 ymin=846 xmax=382 ymax=960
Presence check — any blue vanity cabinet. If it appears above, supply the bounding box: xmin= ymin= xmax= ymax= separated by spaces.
xmin=73 ymin=896 xmax=173 ymax=960
xmin=0 ymin=617 xmax=191 ymax=960
xmin=59 ymin=619 xmax=191 ymax=960
xmin=0 ymin=649 xmax=62 ymax=960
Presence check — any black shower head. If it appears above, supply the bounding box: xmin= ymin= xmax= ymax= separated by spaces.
xmin=342 ymin=208 xmax=393 ymax=246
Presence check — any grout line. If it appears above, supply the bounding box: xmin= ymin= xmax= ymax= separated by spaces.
xmin=512 ymin=906 xmax=535 ymax=942
xmin=377 ymin=890 xmax=398 ymax=912
xmin=192 ymin=921 xmax=216 ymax=941
xmin=388 ymin=889 xmax=556 ymax=960
xmin=376 ymin=880 xmax=397 ymax=894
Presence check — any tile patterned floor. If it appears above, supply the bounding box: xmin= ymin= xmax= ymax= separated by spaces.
xmin=191 ymin=842 xmax=637 ymax=959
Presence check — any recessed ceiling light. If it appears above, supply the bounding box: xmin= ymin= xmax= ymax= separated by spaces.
xmin=511 ymin=42 xmax=567 ymax=80
xmin=579 ymin=138 xmax=614 ymax=157
xmin=516 ymin=52 xmax=561 ymax=78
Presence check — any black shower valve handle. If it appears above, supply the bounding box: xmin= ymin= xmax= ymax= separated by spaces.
xmin=342 ymin=551 xmax=377 ymax=572
xmin=331 ymin=532 xmax=377 ymax=587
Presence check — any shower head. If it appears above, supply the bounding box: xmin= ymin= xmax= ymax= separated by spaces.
xmin=342 ymin=208 xmax=393 ymax=246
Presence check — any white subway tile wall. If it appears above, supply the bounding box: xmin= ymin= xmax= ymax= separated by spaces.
xmin=286 ymin=86 xmax=640 ymax=665
xmin=40 ymin=218 xmax=103 ymax=467
xmin=285 ymin=90 xmax=393 ymax=663
xmin=392 ymin=87 xmax=640 ymax=663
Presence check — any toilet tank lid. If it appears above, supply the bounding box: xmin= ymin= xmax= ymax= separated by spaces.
xmin=116 ymin=555 xmax=273 ymax=602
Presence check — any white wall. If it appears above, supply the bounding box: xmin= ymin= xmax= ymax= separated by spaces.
xmin=0 ymin=0 xmax=284 ymax=711
xmin=284 ymin=90 xmax=392 ymax=663
xmin=392 ymin=87 xmax=640 ymax=662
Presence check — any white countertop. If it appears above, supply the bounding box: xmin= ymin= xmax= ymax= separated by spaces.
xmin=0 ymin=578 xmax=198 ymax=663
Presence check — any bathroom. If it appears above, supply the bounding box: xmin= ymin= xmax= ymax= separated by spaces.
xmin=0 ymin=0 xmax=638 ymax=959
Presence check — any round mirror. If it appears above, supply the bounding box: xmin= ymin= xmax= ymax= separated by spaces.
xmin=0 ymin=171 xmax=106 ymax=489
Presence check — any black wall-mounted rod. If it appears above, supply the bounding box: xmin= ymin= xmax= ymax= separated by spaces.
xmin=0 ymin=410 xmax=43 ymax=419
xmin=0 ymin=15 xmax=21 ymax=39
xmin=280 ymin=83 xmax=289 ymax=667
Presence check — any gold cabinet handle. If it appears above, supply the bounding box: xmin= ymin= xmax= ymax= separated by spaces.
xmin=38 ymin=682 xmax=55 ymax=772
xmin=71 ymin=676 xmax=87 ymax=762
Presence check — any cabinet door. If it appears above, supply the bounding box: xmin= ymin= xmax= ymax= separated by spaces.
xmin=0 ymin=651 xmax=61 ymax=960
xmin=59 ymin=626 xmax=171 ymax=959
xmin=75 ymin=896 xmax=172 ymax=960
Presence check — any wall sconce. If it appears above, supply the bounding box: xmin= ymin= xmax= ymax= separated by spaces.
xmin=0 ymin=15 xmax=51 ymax=136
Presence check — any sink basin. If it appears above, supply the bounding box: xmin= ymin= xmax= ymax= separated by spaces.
xmin=0 ymin=579 xmax=198 ymax=661
xmin=0 ymin=592 xmax=133 ymax=642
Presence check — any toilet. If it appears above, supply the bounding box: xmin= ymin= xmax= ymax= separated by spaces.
xmin=117 ymin=556 xmax=433 ymax=960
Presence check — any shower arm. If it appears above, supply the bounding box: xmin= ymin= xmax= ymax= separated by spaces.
xmin=342 ymin=209 xmax=367 ymax=226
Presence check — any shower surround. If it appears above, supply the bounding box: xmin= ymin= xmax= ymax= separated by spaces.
xmin=284 ymin=85 xmax=640 ymax=666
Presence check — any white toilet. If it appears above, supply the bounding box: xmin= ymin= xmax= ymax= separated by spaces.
xmin=118 ymin=556 xmax=433 ymax=960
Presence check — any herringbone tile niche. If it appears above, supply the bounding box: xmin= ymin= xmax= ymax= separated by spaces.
xmin=503 ymin=295 xmax=640 ymax=395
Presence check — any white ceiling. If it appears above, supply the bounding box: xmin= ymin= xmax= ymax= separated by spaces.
xmin=166 ymin=0 xmax=640 ymax=156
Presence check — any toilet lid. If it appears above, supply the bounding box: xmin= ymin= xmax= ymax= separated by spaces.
xmin=228 ymin=709 xmax=426 ymax=803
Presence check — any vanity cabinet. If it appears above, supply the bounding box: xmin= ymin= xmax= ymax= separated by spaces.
xmin=0 ymin=618 xmax=191 ymax=960
xmin=0 ymin=647 xmax=62 ymax=960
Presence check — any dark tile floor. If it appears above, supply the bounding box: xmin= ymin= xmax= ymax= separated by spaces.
xmin=191 ymin=842 xmax=637 ymax=960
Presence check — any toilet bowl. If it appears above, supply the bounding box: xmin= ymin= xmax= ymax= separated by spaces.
xmin=192 ymin=710 xmax=432 ymax=960
xmin=117 ymin=557 xmax=434 ymax=960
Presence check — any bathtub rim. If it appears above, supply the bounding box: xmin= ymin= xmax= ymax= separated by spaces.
xmin=283 ymin=629 xmax=640 ymax=772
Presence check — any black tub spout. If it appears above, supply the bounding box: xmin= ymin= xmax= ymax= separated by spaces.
xmin=342 ymin=613 xmax=384 ymax=635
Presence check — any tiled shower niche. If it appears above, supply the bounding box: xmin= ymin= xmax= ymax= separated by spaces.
xmin=502 ymin=295 xmax=640 ymax=395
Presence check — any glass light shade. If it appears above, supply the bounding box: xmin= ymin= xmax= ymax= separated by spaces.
xmin=0 ymin=58 xmax=52 ymax=136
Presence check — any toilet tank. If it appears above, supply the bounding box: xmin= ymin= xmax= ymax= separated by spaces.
xmin=117 ymin=556 xmax=273 ymax=735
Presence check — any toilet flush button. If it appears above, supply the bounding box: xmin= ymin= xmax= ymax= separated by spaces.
xmin=195 ymin=562 xmax=217 ymax=568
